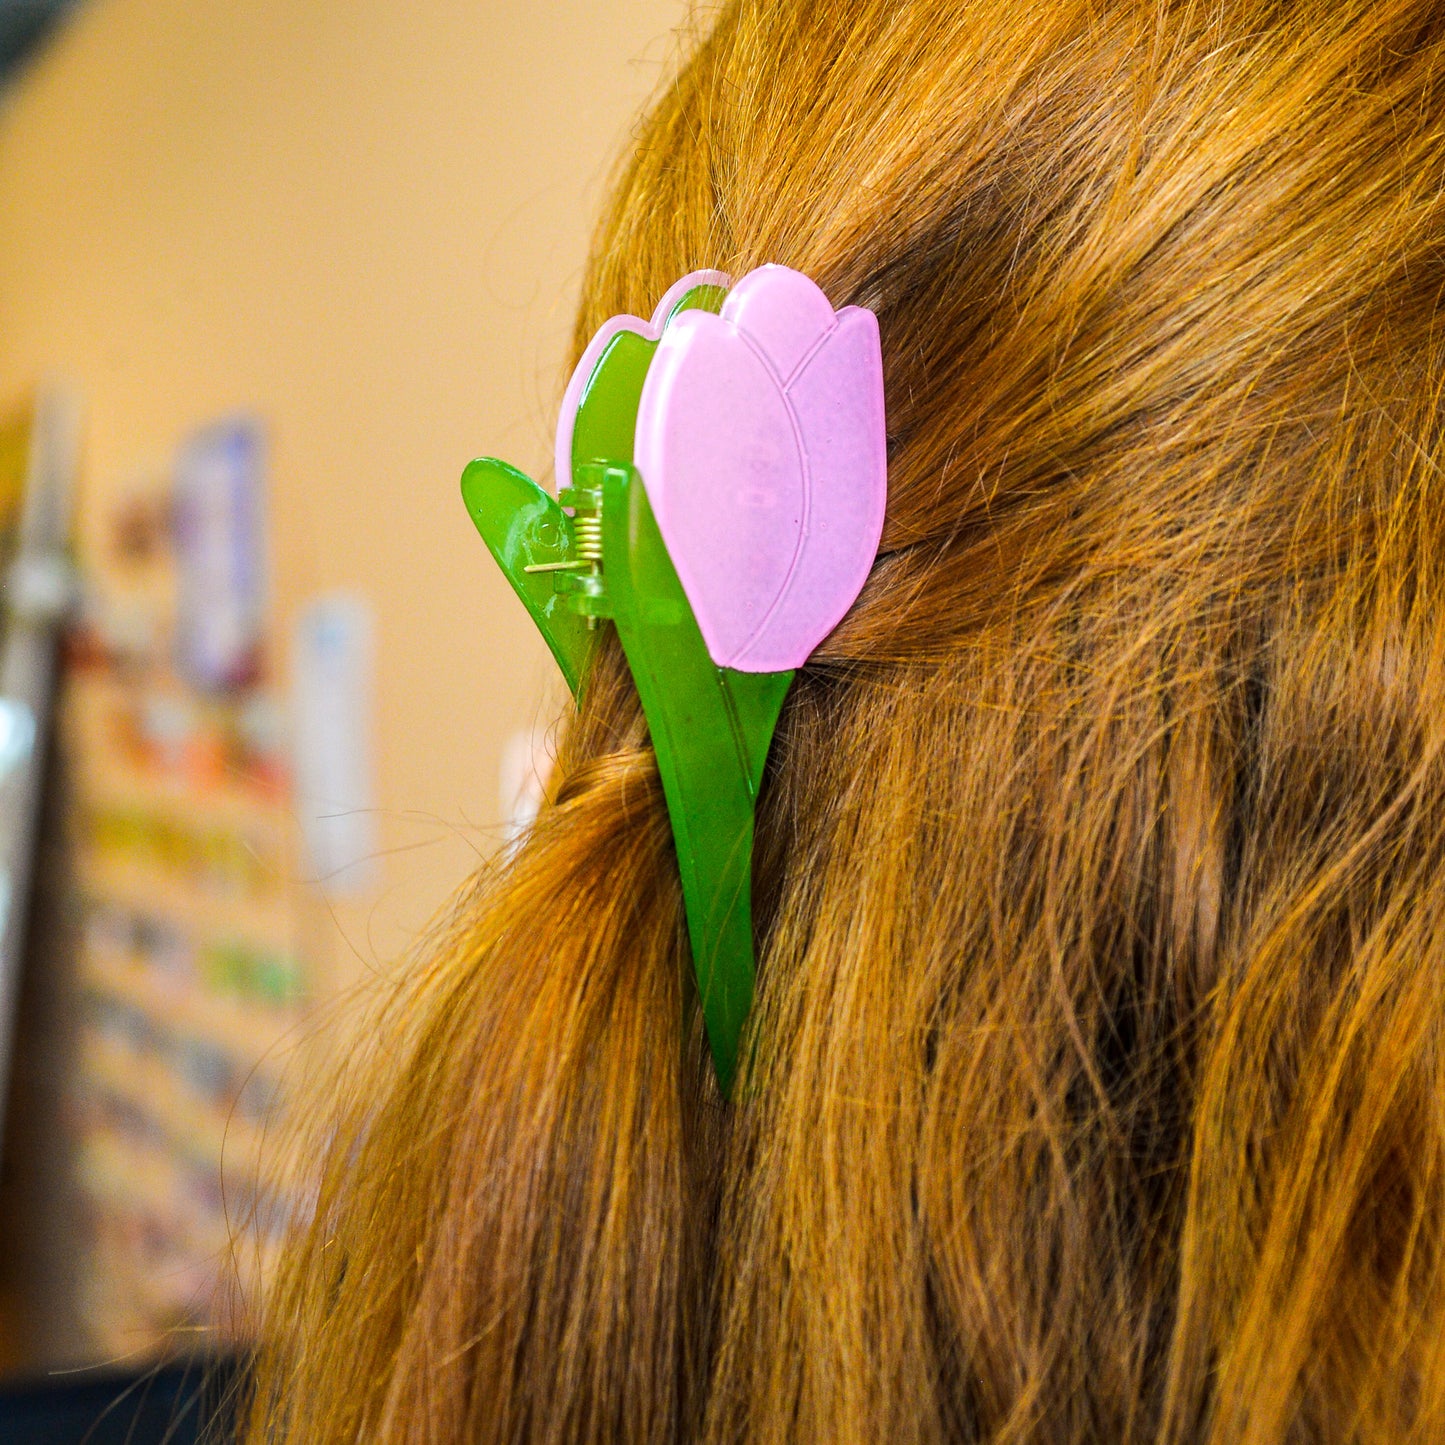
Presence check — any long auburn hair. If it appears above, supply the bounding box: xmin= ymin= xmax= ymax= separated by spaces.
xmin=244 ymin=1 xmax=1445 ymax=1439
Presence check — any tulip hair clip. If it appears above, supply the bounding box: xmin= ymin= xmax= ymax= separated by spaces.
xmin=461 ymin=264 xmax=887 ymax=1094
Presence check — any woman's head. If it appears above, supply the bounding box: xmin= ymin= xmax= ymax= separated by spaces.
xmin=248 ymin=2 xmax=1445 ymax=1440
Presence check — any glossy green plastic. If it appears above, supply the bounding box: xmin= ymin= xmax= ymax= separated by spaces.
xmin=595 ymin=459 xmax=792 ymax=1093
xmin=460 ymin=280 xmax=791 ymax=1095
xmin=460 ymin=456 xmax=593 ymax=693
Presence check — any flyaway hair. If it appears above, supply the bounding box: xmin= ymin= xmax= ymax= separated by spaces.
xmin=245 ymin=2 xmax=1445 ymax=1440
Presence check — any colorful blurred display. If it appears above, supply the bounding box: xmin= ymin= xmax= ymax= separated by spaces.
xmin=61 ymin=423 xmax=307 ymax=1359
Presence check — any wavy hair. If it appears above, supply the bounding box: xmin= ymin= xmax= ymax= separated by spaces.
xmin=244 ymin=1 xmax=1445 ymax=1439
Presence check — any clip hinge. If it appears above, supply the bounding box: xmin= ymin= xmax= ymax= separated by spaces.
xmin=524 ymin=461 xmax=628 ymax=625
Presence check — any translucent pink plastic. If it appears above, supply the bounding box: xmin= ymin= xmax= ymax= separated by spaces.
xmin=634 ymin=264 xmax=888 ymax=672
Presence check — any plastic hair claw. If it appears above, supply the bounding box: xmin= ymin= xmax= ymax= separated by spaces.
xmin=462 ymin=264 xmax=887 ymax=1095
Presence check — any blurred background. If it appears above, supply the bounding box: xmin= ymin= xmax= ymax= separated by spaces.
xmin=0 ymin=0 xmax=691 ymax=1427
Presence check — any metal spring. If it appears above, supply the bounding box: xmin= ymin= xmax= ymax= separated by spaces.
xmin=572 ymin=508 xmax=603 ymax=564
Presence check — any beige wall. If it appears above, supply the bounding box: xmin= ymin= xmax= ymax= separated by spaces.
xmin=0 ymin=0 xmax=690 ymax=976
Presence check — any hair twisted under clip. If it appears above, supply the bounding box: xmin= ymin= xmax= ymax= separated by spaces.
xmin=547 ymin=644 xmax=659 ymax=811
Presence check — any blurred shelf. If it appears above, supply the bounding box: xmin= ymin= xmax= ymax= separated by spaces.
xmin=79 ymin=1033 xmax=268 ymax=1174
xmin=75 ymin=1125 xmax=284 ymax=1357
xmin=76 ymin=754 xmax=292 ymax=842
xmin=77 ymin=1132 xmax=190 ymax=1231
xmin=65 ymin=668 xmax=293 ymax=833
xmin=77 ymin=1221 xmax=220 ymax=1362
xmin=77 ymin=853 xmax=295 ymax=955
xmin=81 ymin=941 xmax=302 ymax=1064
